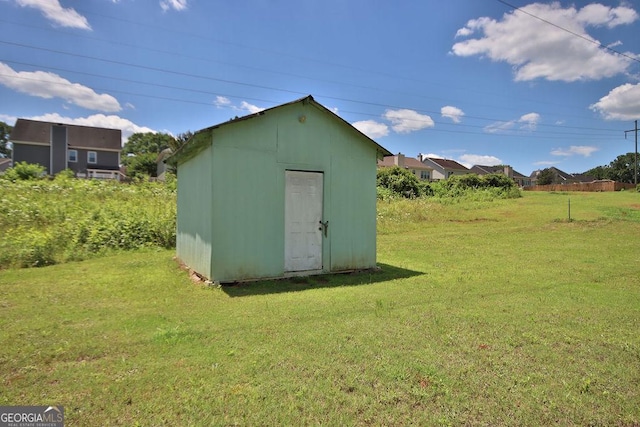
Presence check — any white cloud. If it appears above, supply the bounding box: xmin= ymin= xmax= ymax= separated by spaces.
xmin=551 ymin=145 xmax=599 ymax=157
xmin=459 ymin=154 xmax=502 ymax=168
xmin=213 ymin=96 xmax=265 ymax=114
xmin=485 ymin=112 xmax=540 ymax=133
xmin=455 ymin=26 xmax=474 ymax=38
xmin=519 ymin=112 xmax=540 ymax=131
xmin=240 ymin=101 xmax=265 ymax=114
xmin=441 ymin=106 xmax=465 ymax=123
xmin=213 ymin=96 xmax=232 ymax=108
xmin=484 ymin=120 xmax=516 ymax=134
xmin=352 ymin=120 xmax=389 ymax=139
xmin=452 ymin=2 xmax=638 ymax=82
xmin=419 ymin=153 xmax=443 ymax=159
xmin=0 ymin=62 xmax=121 ymax=112
xmin=27 ymin=112 xmax=155 ymax=145
xmin=160 ymin=0 xmax=187 ymax=12
xmin=0 ymin=114 xmax=17 ymax=124
xmin=15 ymin=0 xmax=91 ymax=30
xmin=576 ymin=3 xmax=638 ymax=28
xmin=534 ymin=160 xmax=561 ymax=166
xmin=383 ymin=109 xmax=434 ymax=134
xmin=590 ymin=83 xmax=640 ymax=120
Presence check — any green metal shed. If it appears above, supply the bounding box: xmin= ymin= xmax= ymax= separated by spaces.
xmin=172 ymin=95 xmax=391 ymax=283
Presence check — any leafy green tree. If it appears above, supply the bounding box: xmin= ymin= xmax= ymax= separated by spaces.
xmin=0 ymin=121 xmax=13 ymax=158
xmin=535 ymin=168 xmax=556 ymax=185
xmin=607 ymin=152 xmax=638 ymax=184
xmin=584 ymin=165 xmax=609 ymax=180
xmin=123 ymin=132 xmax=175 ymax=156
xmin=124 ymin=152 xmax=158 ymax=179
xmin=122 ymin=132 xmax=173 ymax=178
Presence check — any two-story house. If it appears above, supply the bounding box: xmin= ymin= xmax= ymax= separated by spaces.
xmin=377 ymin=153 xmax=434 ymax=180
xmin=418 ymin=155 xmax=469 ymax=180
xmin=10 ymin=119 xmax=123 ymax=180
xmin=529 ymin=166 xmax=593 ymax=185
xmin=469 ymin=164 xmax=532 ymax=187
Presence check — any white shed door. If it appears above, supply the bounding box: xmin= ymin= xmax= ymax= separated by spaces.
xmin=285 ymin=171 xmax=323 ymax=272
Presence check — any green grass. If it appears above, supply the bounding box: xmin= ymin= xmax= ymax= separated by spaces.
xmin=1 ymin=192 xmax=640 ymax=425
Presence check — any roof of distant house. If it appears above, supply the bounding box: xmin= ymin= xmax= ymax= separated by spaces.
xmin=470 ymin=164 xmax=528 ymax=179
xmin=9 ymin=119 xmax=122 ymax=151
xmin=530 ymin=166 xmax=593 ymax=183
xmin=424 ymin=157 xmax=468 ymax=171
xmin=378 ymin=155 xmax=432 ymax=169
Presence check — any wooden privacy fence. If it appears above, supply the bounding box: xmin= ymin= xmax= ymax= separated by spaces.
xmin=524 ymin=181 xmax=637 ymax=192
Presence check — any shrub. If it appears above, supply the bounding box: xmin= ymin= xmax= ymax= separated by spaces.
xmin=428 ymin=173 xmax=519 ymax=201
xmin=1 ymin=162 xmax=46 ymax=182
xmin=55 ymin=168 xmax=76 ymax=180
xmin=377 ymin=167 xmax=424 ymax=198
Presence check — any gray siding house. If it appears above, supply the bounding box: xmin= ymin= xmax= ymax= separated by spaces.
xmin=10 ymin=119 xmax=122 ymax=179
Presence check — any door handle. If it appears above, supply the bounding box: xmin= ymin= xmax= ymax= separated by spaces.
xmin=318 ymin=220 xmax=329 ymax=237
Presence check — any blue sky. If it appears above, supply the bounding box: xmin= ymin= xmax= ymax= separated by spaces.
xmin=1 ymin=0 xmax=639 ymax=176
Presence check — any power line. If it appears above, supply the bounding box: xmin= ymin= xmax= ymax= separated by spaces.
xmin=0 ymin=70 xmax=621 ymax=141
xmin=0 ymin=16 xmax=602 ymax=115
xmin=0 ymin=56 xmax=622 ymax=138
xmin=624 ymin=120 xmax=639 ymax=185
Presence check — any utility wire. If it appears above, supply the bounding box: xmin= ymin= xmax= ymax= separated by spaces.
xmin=0 ymin=39 xmax=623 ymax=133
xmin=0 ymin=56 xmax=621 ymax=136
xmin=495 ymin=0 xmax=640 ymax=64
xmin=0 ymin=71 xmax=620 ymax=140
xmin=0 ymin=17 xmax=599 ymax=114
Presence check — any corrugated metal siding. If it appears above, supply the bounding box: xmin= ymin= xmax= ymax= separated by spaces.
xmin=330 ymin=154 xmax=377 ymax=271
xmin=210 ymin=145 xmax=283 ymax=282
xmin=177 ymin=100 xmax=380 ymax=282
xmin=176 ymin=143 xmax=213 ymax=278
xmin=328 ymin=114 xmax=377 ymax=271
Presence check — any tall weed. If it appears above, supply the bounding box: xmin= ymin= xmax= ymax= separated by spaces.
xmin=0 ymin=179 xmax=176 ymax=269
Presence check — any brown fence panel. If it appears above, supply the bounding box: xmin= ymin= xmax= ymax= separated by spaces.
xmin=524 ymin=182 xmax=636 ymax=192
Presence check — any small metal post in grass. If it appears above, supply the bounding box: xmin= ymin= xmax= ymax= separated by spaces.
xmin=568 ymin=197 xmax=571 ymax=222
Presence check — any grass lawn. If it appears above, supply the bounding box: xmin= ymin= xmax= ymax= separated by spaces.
xmin=1 ymin=191 xmax=639 ymax=426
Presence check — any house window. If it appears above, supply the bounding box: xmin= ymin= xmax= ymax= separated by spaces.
xmin=68 ymin=150 xmax=78 ymax=163
xmin=88 ymin=151 xmax=97 ymax=164
xmin=447 ymin=171 xmax=454 ymax=178
xmin=421 ymin=170 xmax=430 ymax=180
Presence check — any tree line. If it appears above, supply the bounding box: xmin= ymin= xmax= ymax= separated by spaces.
xmin=2 ymin=120 xmax=638 ymax=183
xmin=120 ymin=131 xmax=192 ymax=179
